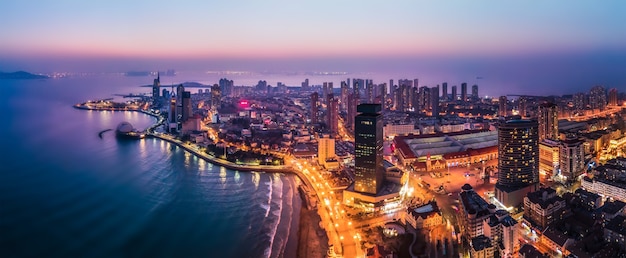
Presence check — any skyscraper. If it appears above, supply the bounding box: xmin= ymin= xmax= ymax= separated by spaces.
xmin=518 ymin=97 xmax=527 ymax=117
xmin=431 ymin=85 xmax=439 ymax=117
xmin=354 ymin=104 xmax=383 ymax=195
xmin=499 ymin=96 xmax=507 ymax=117
xmin=219 ymin=78 xmax=233 ymax=97
xmin=573 ymin=92 xmax=586 ymax=111
xmin=152 ymin=73 xmax=160 ymax=103
xmin=451 ymin=85 xmax=457 ymax=101
xmin=589 ymin=85 xmax=607 ymax=110
xmin=340 ymin=81 xmax=349 ymax=111
xmin=538 ymin=102 xmax=559 ymax=142
xmin=461 ymin=83 xmax=468 ymax=102
xmin=442 ymin=82 xmax=448 ymax=100
xmin=471 ymin=84 xmax=478 ymax=100
xmin=323 ymin=82 xmax=332 ymax=105
xmin=301 ymin=78 xmax=309 ymax=90
xmin=310 ymin=92 xmax=318 ymax=124
xmin=327 ymin=94 xmax=338 ymax=137
xmin=608 ymin=88 xmax=618 ymax=106
xmin=210 ymin=84 xmax=221 ymax=110
xmin=418 ymin=86 xmax=430 ymax=111
xmin=176 ymin=84 xmax=185 ymax=124
xmin=182 ymin=91 xmax=192 ymax=122
xmin=495 ymin=120 xmax=540 ymax=207
xmin=347 ymin=93 xmax=358 ymax=129
xmin=365 ymin=81 xmax=374 ymax=103
xmin=559 ymin=138 xmax=584 ymax=182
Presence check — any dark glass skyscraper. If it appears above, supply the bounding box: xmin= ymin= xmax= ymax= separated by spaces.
xmin=354 ymin=104 xmax=383 ymax=195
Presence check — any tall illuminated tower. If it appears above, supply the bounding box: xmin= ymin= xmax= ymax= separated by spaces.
xmin=354 ymin=104 xmax=383 ymax=195
xmin=495 ymin=120 xmax=540 ymax=207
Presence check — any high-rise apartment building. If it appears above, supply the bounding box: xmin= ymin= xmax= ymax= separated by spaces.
xmin=419 ymin=86 xmax=430 ymax=111
xmin=310 ymin=92 xmax=318 ymax=124
xmin=538 ymin=102 xmax=559 ymax=142
xmin=327 ymin=95 xmax=338 ymax=137
xmin=431 ymin=85 xmax=440 ymax=117
xmin=323 ymin=82 xmax=333 ymax=105
xmin=219 ymin=78 xmax=233 ymax=97
xmin=499 ymin=96 xmax=507 ymax=117
xmin=354 ymin=104 xmax=384 ymax=195
xmin=340 ymin=81 xmax=349 ymax=111
xmin=573 ymin=92 xmax=586 ymax=111
xmin=589 ymin=85 xmax=607 ymax=111
xmin=152 ymin=73 xmax=160 ymax=102
xmin=495 ymin=120 xmax=540 ymax=207
xmin=346 ymin=93 xmax=358 ymax=129
xmin=518 ymin=97 xmax=528 ymax=117
xmin=471 ymin=84 xmax=478 ymax=100
xmin=452 ymin=85 xmax=458 ymax=101
xmin=318 ymin=135 xmax=335 ymax=167
xmin=442 ymin=82 xmax=448 ymax=100
xmin=560 ymin=138 xmax=585 ymax=182
xmin=210 ymin=84 xmax=221 ymax=110
xmin=608 ymin=88 xmax=618 ymax=106
xmin=461 ymin=83 xmax=468 ymax=102
xmin=182 ymin=91 xmax=192 ymax=122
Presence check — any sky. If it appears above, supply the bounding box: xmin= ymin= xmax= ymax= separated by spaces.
xmin=1 ymin=0 xmax=626 ymax=90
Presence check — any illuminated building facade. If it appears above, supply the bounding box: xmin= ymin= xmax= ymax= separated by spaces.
xmin=495 ymin=120 xmax=540 ymax=208
xmin=354 ymin=104 xmax=384 ymax=195
xmin=539 ymin=139 xmax=560 ymax=178
xmin=318 ymin=135 xmax=335 ymax=167
xmin=559 ymin=138 xmax=584 ymax=182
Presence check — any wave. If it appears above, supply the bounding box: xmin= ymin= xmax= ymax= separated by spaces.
xmin=264 ymin=176 xmax=285 ymax=258
xmin=263 ymin=177 xmax=272 ymax=218
xmin=276 ymin=178 xmax=295 ymax=257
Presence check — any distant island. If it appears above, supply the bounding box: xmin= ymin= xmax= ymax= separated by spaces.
xmin=0 ymin=71 xmax=49 ymax=80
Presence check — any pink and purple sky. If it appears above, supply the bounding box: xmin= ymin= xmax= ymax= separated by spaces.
xmin=2 ymin=1 xmax=625 ymax=60
xmin=1 ymin=0 xmax=625 ymax=96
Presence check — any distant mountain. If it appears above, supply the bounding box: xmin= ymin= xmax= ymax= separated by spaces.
xmin=0 ymin=71 xmax=49 ymax=79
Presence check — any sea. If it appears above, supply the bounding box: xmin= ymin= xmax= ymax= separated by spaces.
xmin=0 ymin=75 xmax=302 ymax=258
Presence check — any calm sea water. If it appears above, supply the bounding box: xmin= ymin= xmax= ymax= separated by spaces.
xmin=0 ymin=77 xmax=301 ymax=257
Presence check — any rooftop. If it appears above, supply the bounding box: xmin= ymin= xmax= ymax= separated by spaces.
xmin=526 ymin=188 xmax=564 ymax=209
xmin=459 ymin=185 xmax=492 ymax=218
xmin=470 ymin=235 xmax=492 ymax=251
xmin=600 ymin=200 xmax=626 ymax=215
xmin=409 ymin=201 xmax=440 ymax=219
xmin=393 ymin=129 xmax=496 ymax=159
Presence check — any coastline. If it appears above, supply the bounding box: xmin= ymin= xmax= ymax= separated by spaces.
xmin=152 ymin=133 xmax=330 ymax=257
xmin=76 ymin=106 xmax=330 ymax=257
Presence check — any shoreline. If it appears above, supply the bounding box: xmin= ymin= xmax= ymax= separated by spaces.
xmin=77 ymin=106 xmax=330 ymax=257
xmin=151 ymin=133 xmax=329 ymax=257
